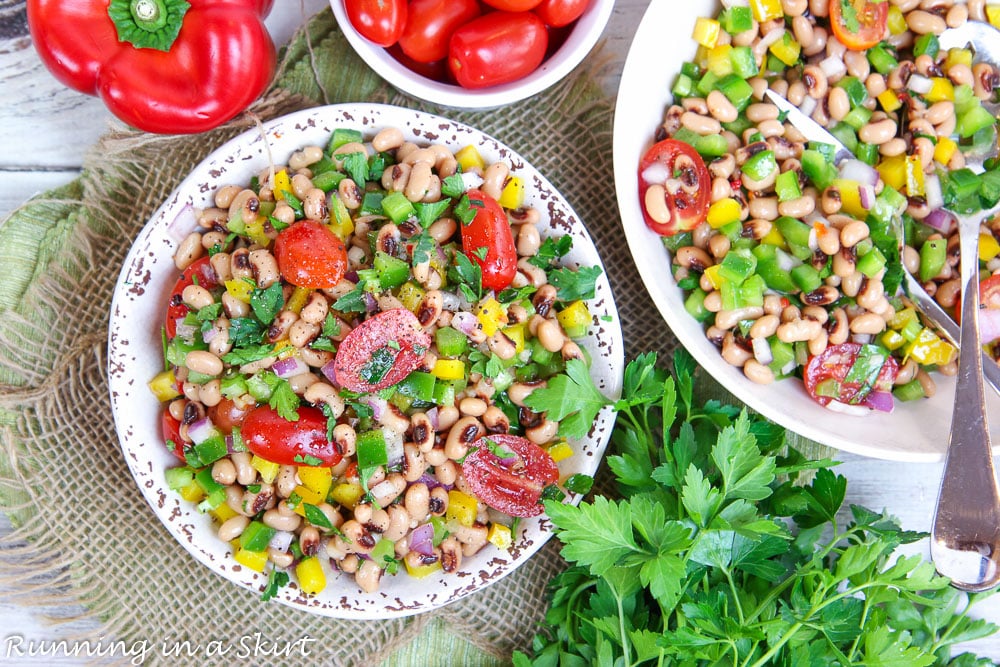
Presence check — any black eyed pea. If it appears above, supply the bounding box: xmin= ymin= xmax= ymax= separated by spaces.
xmin=562 ymin=340 xmax=584 ymax=362
xmin=304 ymin=382 xmax=345 ymax=417
xmin=675 ymin=246 xmax=713 ymax=272
xmin=403 ymin=442 xmax=428 ymax=483
xmin=299 ymin=346 xmax=333 ymax=368
xmin=740 ymin=167 xmax=777 ymax=191
xmin=916 ymin=368 xmax=937 ymax=398
xmin=428 ymin=216 xmax=457 ymax=244
xmin=440 ymin=536 xmax=463 ymax=573
xmin=749 ymin=314 xmax=780 ymax=339
xmin=482 ymin=405 xmax=511 ymax=434
xmin=410 ymin=412 xmax=435 ymax=452
xmin=435 ymin=459 xmax=459 ymax=487
xmin=763 ymin=294 xmax=785 ymax=316
xmin=174 ymin=231 xmax=204 ymax=270
xmin=816 ymin=225 xmax=841 ymax=255
xmin=858 ymin=118 xmax=898 ymax=145
xmin=404 ymin=161 xmax=434 ymax=202
xmin=436 ymin=405 xmax=461 ymax=432
xmin=372 ymin=127 xmax=405 ymax=153
xmin=487 ymin=331 xmax=518 ymax=361
xmin=776 ymin=318 xmax=824 ymax=343
xmin=379 ymin=403 xmax=411 ymax=435
xmin=209 ymin=252 xmax=233 ymax=283
xmin=895 ymin=358 xmax=919 ymax=385
xmin=299 ymin=292 xmax=329 ymax=325
xmin=516 ymin=223 xmax=541 ymax=257
xmin=181 ymin=284 xmax=214 ymax=310
xmin=302 ymin=188 xmax=328 ymax=221
xmin=333 ymin=423 xmax=357 ymax=458
xmin=211 ymin=458 xmax=238 ymax=486
xmin=743 ymin=359 xmax=775 ymax=385
xmin=832 ymin=251 xmax=856 ymax=279
xmin=935 ymin=278 xmax=962 ymax=309
xmin=849 ymin=312 xmax=886 ymax=335
xmin=338 ymin=178 xmax=363 ymax=210
xmin=341 ymin=519 xmax=376 ymax=555
xmin=748 ymin=196 xmax=779 ymax=221
xmin=801 ymin=305 xmax=829 ymax=325
xmin=841 ymin=271 xmax=864 ymax=298
xmin=681 ymin=96 xmax=709 ymax=114
xmin=526 ymin=418 xmax=559 ymax=445
xmin=703 ymin=290 xmax=723 ymax=313
xmin=878 ymin=138 xmax=907 ymax=157
xmin=225 ymin=485 xmax=250 ymax=516
xmin=287 ymin=173 xmax=311 ymax=200
xmin=481 ymin=162 xmax=510 ymax=201
xmin=536 ymin=318 xmax=566 ymax=353
xmin=274 ymin=465 xmax=299 ymax=498
xmin=395 ymin=141 xmax=419 ymax=162
xmin=168 ymin=398 xmax=186 ymax=422
xmin=263 ymin=507 xmax=301 ymax=532
xmin=266 ymin=310 xmax=298 ymax=344
xmin=239 ymin=355 xmax=278 ymax=375
xmin=681 ymin=110 xmax=722 ymax=136
xmin=267 ymin=548 xmax=294 ymax=569
xmin=402 ymin=146 xmax=437 ymax=166
xmin=508 ymin=381 xmax=543 ymax=407
xmin=181 ymin=381 xmax=202 ymax=403
xmin=248 ymin=249 xmax=280 ymax=289
xmin=801 ymin=285 xmax=840 ymax=307
xmin=424 ymin=444 xmax=448 ymax=468
xmin=229 ymin=247 xmax=253 ymax=281
xmin=231 ymin=451 xmax=257 ymax=486
xmin=459 ymin=396 xmax=488 ymax=418
xmin=445 ymin=416 xmax=485 ymax=460
xmin=244 ymin=483 xmax=276 ymax=515
xmin=715 ymin=306 xmax=764 ymax=331
xmin=404 ymin=483 xmax=431 ymax=523
xmin=708 ymin=233 xmax=731 ymax=260
xmin=422 ymin=175 xmax=443 ymax=203
xmin=199 ymin=379 xmax=223 ymax=408
xmin=517 ymin=257 xmax=547 ymax=287
xmin=807 ymin=329 xmax=829 ymax=356
xmin=384 ymin=505 xmax=411 ymax=543
xmin=228 ymin=189 xmax=260 ymax=226
xmin=429 ymin=486 xmax=449 ymax=517
xmin=720 ymin=332 xmax=752 ymax=367
xmin=532 ymin=284 xmax=557 ymax=317
xmin=288 ymin=145 xmax=324 ymax=171
xmin=707 ymin=90 xmax=739 ymax=123
xmin=214 ymin=184 xmax=242 ymax=209
xmin=272 ymin=201 xmax=296 ymax=227
xmin=906 ymin=9 xmax=947 ymax=34
xmin=288 ymin=319 xmax=320 ymax=348
xmin=201 ymin=230 xmax=228 ymax=251
xmin=452 ymin=523 xmax=489 ymax=552
xmin=382 ymin=162 xmax=411 ymax=192
xmin=363 ymin=507 xmax=391 ymax=534
xmin=416 ymin=290 xmax=443 ymax=328
xmin=218 ymin=515 xmax=250 ymax=542
xmin=778 ymin=196 xmax=815 ymax=219
xmin=299 ymin=526 xmax=321 ymax=557
xmin=186 ymin=350 xmax=223 ymax=376
xmin=338 ymin=553 xmax=360 ymax=574
xmin=856 ymin=278 xmax=886 ymax=311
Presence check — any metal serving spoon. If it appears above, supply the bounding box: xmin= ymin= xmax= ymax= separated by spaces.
xmin=930 ymin=22 xmax=1000 ymax=592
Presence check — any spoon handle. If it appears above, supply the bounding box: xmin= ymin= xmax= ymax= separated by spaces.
xmin=932 ymin=215 xmax=1000 ymax=591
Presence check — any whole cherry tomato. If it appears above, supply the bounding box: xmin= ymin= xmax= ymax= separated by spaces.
xmin=460 ymin=190 xmax=518 ymax=292
xmin=829 ymin=0 xmax=888 ymax=51
xmin=165 ymin=256 xmax=218 ymax=339
xmin=398 ymin=0 xmax=481 ymax=64
xmin=332 ymin=309 xmax=432 ymax=393
xmin=208 ymin=398 xmax=251 ymax=435
xmin=461 ymin=434 xmax=559 ymax=517
xmin=241 ymin=405 xmax=342 ymax=467
xmin=448 ymin=11 xmax=549 ymax=89
xmin=481 ymin=0 xmax=543 ymax=9
xmin=344 ymin=0 xmax=408 ymax=47
xmin=803 ymin=343 xmax=899 ymax=407
xmin=534 ymin=0 xmax=590 ymax=27
xmin=273 ymin=220 xmax=348 ymax=289
xmin=162 ymin=411 xmax=187 ymax=463
xmin=637 ymin=139 xmax=712 ymax=236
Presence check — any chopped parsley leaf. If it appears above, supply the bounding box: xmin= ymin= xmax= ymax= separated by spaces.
xmin=341 ymin=152 xmax=369 ymax=186
xmin=441 ymin=174 xmax=467 ymax=198
xmin=548 ymin=265 xmax=603 ymax=302
xmin=413 ymin=199 xmax=452 ymax=229
xmin=453 ymin=195 xmax=477 ymax=225
xmin=260 ymin=569 xmax=289 ymax=602
xmin=303 ymin=503 xmax=334 ymax=530
xmin=449 ymin=251 xmax=483 ymax=301
xmin=359 ymin=346 xmax=397 ymax=385
xmin=529 ymin=235 xmax=573 ymax=270
xmin=250 ymin=282 xmax=284 ymax=325
xmin=294 ymin=454 xmax=324 ymax=466
xmin=222 ymin=344 xmax=276 ymax=365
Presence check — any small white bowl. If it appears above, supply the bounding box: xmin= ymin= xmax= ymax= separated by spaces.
xmin=330 ymin=0 xmax=615 ymax=109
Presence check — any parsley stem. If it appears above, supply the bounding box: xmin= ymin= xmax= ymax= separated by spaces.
xmin=722 ymin=567 xmax=745 ymax=624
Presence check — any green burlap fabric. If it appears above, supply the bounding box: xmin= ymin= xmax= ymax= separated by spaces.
xmin=0 ymin=8 xmax=694 ymax=666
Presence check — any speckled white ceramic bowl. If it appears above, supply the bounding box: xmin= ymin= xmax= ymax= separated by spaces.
xmin=329 ymin=0 xmax=615 ymax=109
xmin=108 ymin=103 xmax=624 ymax=618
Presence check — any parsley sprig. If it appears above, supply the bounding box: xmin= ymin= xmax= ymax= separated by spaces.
xmin=515 ymin=351 xmax=998 ymax=666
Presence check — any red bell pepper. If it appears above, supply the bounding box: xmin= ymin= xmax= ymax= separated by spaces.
xmin=27 ymin=0 xmax=277 ymax=134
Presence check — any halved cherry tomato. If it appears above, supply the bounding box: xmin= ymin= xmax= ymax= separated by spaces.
xmin=534 ymin=0 xmax=589 ymax=27
xmin=448 ymin=12 xmax=549 ymax=89
xmin=803 ymin=342 xmax=899 ymax=407
xmin=241 ymin=405 xmax=342 ymax=467
xmin=482 ymin=0 xmax=543 ymax=9
xmin=460 ymin=189 xmax=518 ymax=292
xmin=344 ymin=0 xmax=408 ymax=47
xmin=208 ymin=397 xmax=251 ymax=435
xmin=981 ymin=275 xmax=1000 ymax=309
xmin=461 ymin=434 xmax=559 ymax=517
xmin=164 ymin=256 xmax=218 ymax=339
xmin=830 ymin=0 xmax=889 ymax=51
xmin=162 ymin=411 xmax=187 ymax=463
xmin=637 ymin=139 xmax=712 ymax=236
xmin=332 ymin=308 xmax=432 ymax=393
xmin=398 ymin=0 xmax=480 ymax=64
xmin=273 ymin=220 xmax=348 ymax=289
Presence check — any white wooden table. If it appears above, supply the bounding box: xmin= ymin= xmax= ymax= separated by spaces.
xmin=2 ymin=0 xmax=1000 ymax=662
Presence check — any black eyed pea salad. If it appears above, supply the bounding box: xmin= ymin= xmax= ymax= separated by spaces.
xmin=147 ymin=124 xmax=603 ymax=598
xmin=638 ymin=0 xmax=1000 ymax=414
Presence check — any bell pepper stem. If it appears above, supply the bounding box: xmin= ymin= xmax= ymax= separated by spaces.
xmin=107 ymin=0 xmax=190 ymax=52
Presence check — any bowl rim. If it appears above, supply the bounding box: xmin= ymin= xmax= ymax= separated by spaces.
xmin=107 ymin=102 xmax=625 ymax=617
xmin=328 ymin=0 xmax=616 ymax=109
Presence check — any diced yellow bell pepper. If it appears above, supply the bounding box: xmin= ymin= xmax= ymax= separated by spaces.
xmin=556 ymin=300 xmax=591 ymax=339
xmin=905 ymin=155 xmax=925 ymax=197
xmin=286 ymin=287 xmax=312 ymax=315
xmin=881 ymin=329 xmax=906 ymax=352
xmin=831 ymin=179 xmax=867 ymax=220
xmin=251 ymin=455 xmax=281 ymax=484
xmin=706 ymin=198 xmax=741 ymax=229
xmin=447 ymin=490 xmax=478 ymax=527
xmin=234 ymin=547 xmax=269 ymax=573
xmin=299 ymin=466 xmax=333 ymax=498
xmin=875 ymin=157 xmax=906 ymax=193
xmin=702 ymin=264 xmax=724 ymax=290
xmin=498 ymin=176 xmax=525 ymax=210
xmin=546 ymin=441 xmax=574 ymax=463
xmin=889 ymin=307 xmax=920 ymax=332
xmin=769 ymin=32 xmax=801 ymax=67
xmin=887 ymin=6 xmax=908 ymax=35
xmin=877 ymin=89 xmax=902 ymax=113
xmin=225 ymin=278 xmax=254 ymax=304
xmin=501 ymin=322 xmax=527 ymax=355
xmin=296 ymin=556 xmax=327 ymax=594
xmin=405 ymin=556 xmax=442 ymax=579
xmin=148 ymin=369 xmax=181 ymax=402
xmin=759 ymin=225 xmax=787 ymax=249
xmin=692 ymin=16 xmax=721 ymax=48
xmin=934 ymin=136 xmax=958 ymax=166
xmin=925 ymin=77 xmax=955 ymax=103
xmin=487 ymin=523 xmax=513 ymax=550
xmin=455 ymin=145 xmax=485 ymax=172
xmin=980 ymin=233 xmax=1000 ymax=262
xmin=211 ymin=502 xmax=239 ymax=524
xmin=273 ymin=169 xmax=293 ymax=202
xmin=179 ymin=481 xmax=205 ymax=503
xmin=432 ymin=358 xmax=466 ymax=381
xmin=244 ymin=217 xmax=271 ymax=247
xmin=945 ymin=48 xmax=973 ymax=71
xmin=330 ymin=481 xmax=364 ymax=509
xmin=706 ymin=44 xmax=734 ymax=77
xmin=475 ymin=297 xmax=506 ymax=336
xmin=905 ymin=327 xmax=956 ymax=366
xmin=292 ymin=484 xmax=326 ymax=516
xmin=988 ymin=4 xmax=1000 ymax=29
xmin=328 ymin=195 xmax=355 ymax=241
xmin=397 ymin=281 xmax=426 ymax=313
xmin=749 ymin=0 xmax=782 ymax=22
xmin=273 ymin=340 xmax=294 ymax=359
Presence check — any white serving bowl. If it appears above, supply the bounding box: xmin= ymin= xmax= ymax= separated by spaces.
xmin=330 ymin=0 xmax=615 ymax=109
xmin=108 ymin=103 xmax=623 ymax=618
xmin=612 ymin=0 xmax=1000 ymax=463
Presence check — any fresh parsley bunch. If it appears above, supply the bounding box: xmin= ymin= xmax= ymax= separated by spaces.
xmin=515 ymin=351 xmax=998 ymax=666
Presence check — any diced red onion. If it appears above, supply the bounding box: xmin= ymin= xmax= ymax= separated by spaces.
xmin=858 ymin=184 xmax=875 ymax=210
xmin=344 ymin=270 xmax=359 ymax=283
xmin=269 ymin=530 xmax=295 ymax=553
xmin=363 ymin=292 xmax=378 ymax=314
xmin=440 ymin=291 xmax=462 ymax=311
xmin=641 ymin=162 xmax=671 ymax=186
xmin=201 ymin=326 xmax=219 ymax=344
xmin=175 ymin=319 xmax=198 ymax=344
xmin=752 ymin=337 xmax=774 ymax=365
xmin=272 ymin=356 xmax=308 ymax=379
xmin=365 ymin=396 xmax=387 ymax=421
xmin=860 ymin=390 xmax=895 ymax=413
xmin=425 ymin=407 xmax=440 ymax=431
xmin=320 ymin=360 xmax=339 ymax=386
xmin=824 ymin=400 xmax=872 ymax=416
xmin=980 ymin=308 xmax=1000 ymax=344
xmin=908 ymin=74 xmax=933 ymax=95
xmin=923 ymin=208 xmax=956 ymax=234
xmin=798 ymin=96 xmax=817 ymax=118
xmin=167 ymin=204 xmax=196 ymax=243
xmin=187 ymin=417 xmax=216 ymax=445
xmin=370 ymin=479 xmax=398 ymax=502
xmin=758 ymin=27 xmax=786 ymax=50
xmin=409 ymin=523 xmax=434 ymax=556
xmin=839 ymin=159 xmax=879 ymax=187
xmin=384 ymin=430 xmax=405 ymax=467
xmin=819 ymin=55 xmax=847 ymax=80
xmin=925 ymin=173 xmax=944 ymax=211
xmin=451 ymin=311 xmax=479 ymax=335
xmin=461 ymin=172 xmax=485 ymax=190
